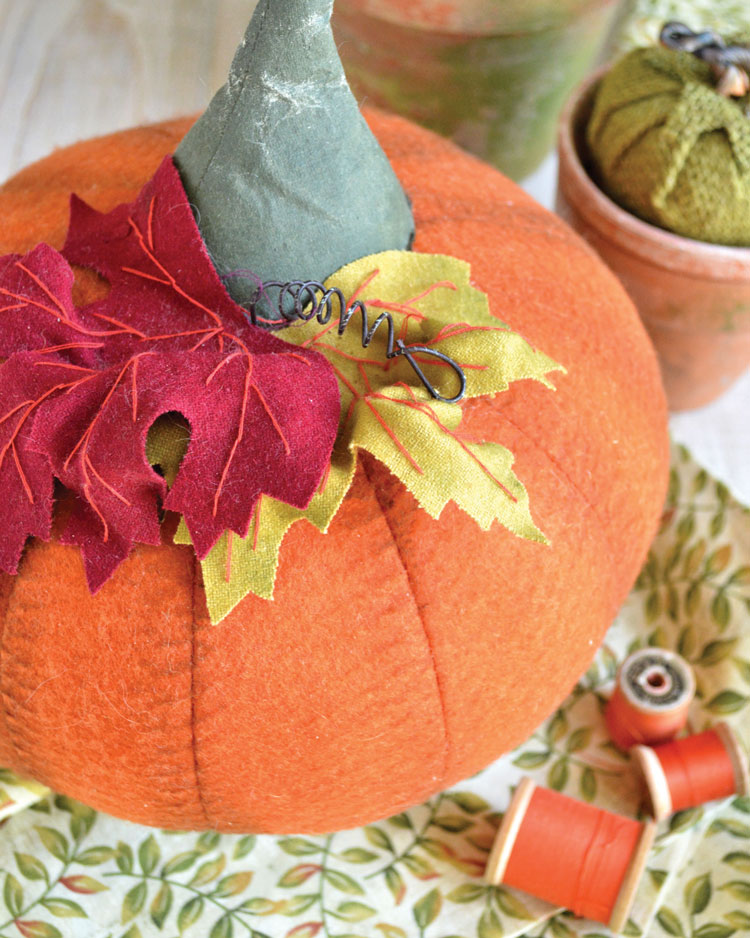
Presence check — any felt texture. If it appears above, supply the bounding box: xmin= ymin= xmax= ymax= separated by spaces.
xmin=587 ymin=45 xmax=750 ymax=246
xmin=0 ymin=111 xmax=669 ymax=833
xmin=0 ymin=159 xmax=340 ymax=592
xmin=192 ymin=250 xmax=563 ymax=621
xmin=173 ymin=0 xmax=414 ymax=314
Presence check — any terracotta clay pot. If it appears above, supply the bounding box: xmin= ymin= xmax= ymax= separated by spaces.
xmin=557 ymin=70 xmax=750 ymax=412
xmin=333 ymin=0 xmax=621 ymax=180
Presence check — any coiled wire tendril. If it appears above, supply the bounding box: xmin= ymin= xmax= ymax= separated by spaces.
xmin=248 ymin=280 xmax=467 ymax=404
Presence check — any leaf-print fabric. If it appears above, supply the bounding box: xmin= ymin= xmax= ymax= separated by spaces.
xmin=0 ymin=443 xmax=747 ymax=938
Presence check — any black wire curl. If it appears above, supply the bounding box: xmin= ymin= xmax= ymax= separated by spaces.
xmin=249 ymin=280 xmax=467 ymax=404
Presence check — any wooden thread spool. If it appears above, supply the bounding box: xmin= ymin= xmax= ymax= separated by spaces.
xmin=606 ymin=648 xmax=695 ymax=751
xmin=485 ymin=778 xmax=656 ymax=931
xmin=632 ymin=722 xmax=750 ymax=822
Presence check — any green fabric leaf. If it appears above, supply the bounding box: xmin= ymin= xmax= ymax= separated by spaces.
xmin=192 ymin=250 xmax=561 ymax=622
xmin=342 ymin=387 xmax=545 ymax=540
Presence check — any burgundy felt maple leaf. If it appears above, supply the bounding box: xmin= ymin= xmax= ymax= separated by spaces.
xmin=0 ymin=158 xmax=340 ymax=591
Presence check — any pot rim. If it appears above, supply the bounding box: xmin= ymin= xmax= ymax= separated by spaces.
xmin=558 ymin=66 xmax=750 ymax=282
xmin=337 ymin=0 xmax=617 ymax=37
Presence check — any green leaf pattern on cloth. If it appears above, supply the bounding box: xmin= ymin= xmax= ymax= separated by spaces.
xmin=187 ymin=250 xmax=563 ymax=623
xmin=0 ymin=444 xmax=749 ymax=937
xmin=0 ymin=770 xmax=49 ymax=825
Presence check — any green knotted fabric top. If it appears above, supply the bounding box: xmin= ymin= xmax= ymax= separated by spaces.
xmin=586 ymin=43 xmax=750 ymax=246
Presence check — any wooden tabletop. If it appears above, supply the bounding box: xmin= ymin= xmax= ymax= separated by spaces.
xmin=2 ymin=0 xmax=748 ymax=503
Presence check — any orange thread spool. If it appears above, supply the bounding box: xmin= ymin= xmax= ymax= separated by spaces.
xmin=606 ymin=648 xmax=695 ymax=751
xmin=633 ymin=722 xmax=750 ymax=822
xmin=485 ymin=778 xmax=655 ymax=931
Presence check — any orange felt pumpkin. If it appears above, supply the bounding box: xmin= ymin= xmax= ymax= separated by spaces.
xmin=0 ymin=111 xmax=669 ymax=834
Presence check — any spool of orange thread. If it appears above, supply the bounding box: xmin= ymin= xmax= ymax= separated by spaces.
xmin=632 ymin=722 xmax=750 ymax=822
xmin=485 ymin=778 xmax=655 ymax=931
xmin=606 ymin=648 xmax=695 ymax=750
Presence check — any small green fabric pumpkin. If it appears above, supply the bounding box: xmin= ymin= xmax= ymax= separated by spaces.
xmin=586 ymin=43 xmax=750 ymax=245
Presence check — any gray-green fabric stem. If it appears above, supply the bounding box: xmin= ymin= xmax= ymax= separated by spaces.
xmin=174 ymin=0 xmax=415 ymax=316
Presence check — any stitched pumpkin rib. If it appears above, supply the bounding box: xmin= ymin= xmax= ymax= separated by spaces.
xmin=361 ymin=456 xmax=451 ymax=789
xmin=493 ymin=410 xmax=619 ymax=587
xmin=362 ymin=416 xmax=624 ymax=786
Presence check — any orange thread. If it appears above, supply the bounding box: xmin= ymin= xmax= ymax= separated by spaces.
xmin=206 ymin=352 xmax=242 ymax=385
xmin=191 ymin=329 xmax=224 ymax=352
xmin=36 ymin=342 xmax=104 ymax=355
xmin=357 ymin=365 xmax=422 ymax=473
xmin=387 ymin=382 xmax=517 ymax=502
xmin=432 ymin=323 xmax=505 ymax=342
xmin=411 ymin=355 xmax=486 ymax=371
xmin=368 ymin=298 xmax=427 ymax=321
xmin=11 ymin=442 xmax=34 ymax=504
xmin=300 ymin=269 xmax=382 ymax=349
xmin=120 ymin=267 xmax=170 ymax=287
xmin=1 ymin=274 xmax=143 ymax=340
xmin=343 ymin=395 xmax=358 ymax=430
xmin=3 ymin=271 xmax=142 ymax=340
xmin=88 ymin=311 xmax=148 ymax=338
xmin=652 ymin=728 xmax=742 ymax=813
xmin=82 ymin=481 xmax=109 ymax=542
xmin=348 ymin=268 xmax=380 ymax=304
xmin=253 ymin=383 xmax=291 ymax=456
xmin=0 ymin=380 xmax=84 ymax=493
xmin=16 ymin=261 xmax=70 ymax=319
xmin=606 ymin=649 xmax=695 ymax=751
xmin=0 ymin=400 xmax=35 ymax=429
xmin=364 ymin=397 xmax=423 ymax=473
xmin=253 ymin=497 xmax=262 ymax=551
xmin=225 ymin=531 xmax=233 ymax=583
xmin=281 ymin=351 xmax=313 ymax=367
xmin=501 ymin=785 xmax=646 ymax=926
xmin=127 ymin=217 xmax=224 ymax=330
xmin=607 ymin=685 xmax=689 ymax=750
xmin=0 ymin=287 xmax=67 ymax=323
xmin=313 ymin=341 xmax=388 ymax=368
xmin=131 ymin=357 xmax=140 ymax=421
xmin=406 ymin=280 xmax=458 ymax=305
xmin=64 ymin=354 xmax=153 ymax=473
xmin=318 ymin=459 xmax=332 ymax=494
xmin=141 ymin=327 xmax=215 ymax=344
xmin=328 ymin=362 xmax=360 ymax=400
xmin=33 ymin=362 xmax=96 ymax=374
xmin=213 ymin=342 xmax=253 ymax=517
xmin=85 ymin=456 xmax=132 ymax=507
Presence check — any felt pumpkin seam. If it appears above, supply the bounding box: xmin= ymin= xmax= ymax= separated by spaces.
xmin=361 ymin=454 xmax=452 ymax=781
xmin=494 ymin=407 xmax=619 ymax=577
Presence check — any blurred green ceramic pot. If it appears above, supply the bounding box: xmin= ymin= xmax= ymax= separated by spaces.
xmin=332 ymin=0 xmax=621 ymax=180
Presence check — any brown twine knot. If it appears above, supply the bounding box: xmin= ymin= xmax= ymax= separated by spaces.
xmin=660 ymin=21 xmax=750 ymax=99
